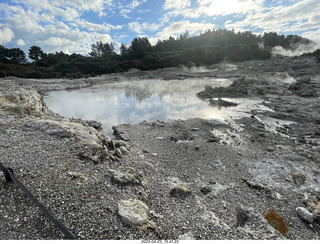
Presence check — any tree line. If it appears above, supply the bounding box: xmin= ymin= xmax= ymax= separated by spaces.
xmin=0 ymin=29 xmax=316 ymax=79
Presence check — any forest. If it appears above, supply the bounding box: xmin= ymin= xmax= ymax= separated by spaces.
xmin=0 ymin=29 xmax=318 ymax=79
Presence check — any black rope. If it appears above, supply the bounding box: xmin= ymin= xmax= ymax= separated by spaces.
xmin=0 ymin=162 xmax=76 ymax=240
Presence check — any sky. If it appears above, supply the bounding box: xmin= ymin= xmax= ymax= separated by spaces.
xmin=0 ymin=0 xmax=319 ymax=56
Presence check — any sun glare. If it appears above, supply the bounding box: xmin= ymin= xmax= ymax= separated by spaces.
xmin=205 ymin=0 xmax=243 ymax=15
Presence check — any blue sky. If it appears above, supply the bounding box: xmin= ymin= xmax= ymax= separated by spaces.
xmin=0 ymin=0 xmax=319 ymax=55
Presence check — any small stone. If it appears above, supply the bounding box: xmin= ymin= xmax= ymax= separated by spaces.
xmin=307 ymin=198 xmax=320 ymax=224
xmin=264 ymin=209 xmax=289 ymax=236
xmin=207 ymin=136 xmax=220 ymax=143
xmin=200 ymin=185 xmax=212 ymax=195
xmin=111 ymin=168 xmax=141 ymax=185
xmin=236 ymin=206 xmax=250 ymax=227
xmin=114 ymin=148 xmax=122 ymax=158
xmin=119 ymin=146 xmax=129 ymax=154
xmin=291 ymin=172 xmax=306 ymax=186
xmin=67 ymin=171 xmax=88 ymax=181
xmin=222 ymin=201 xmax=227 ymax=209
xmin=170 ymin=184 xmax=192 ymax=197
xmin=296 ymin=207 xmax=314 ymax=224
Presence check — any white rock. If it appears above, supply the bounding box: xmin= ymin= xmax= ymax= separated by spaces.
xmin=296 ymin=207 xmax=314 ymax=223
xmin=118 ymin=200 xmax=149 ymax=226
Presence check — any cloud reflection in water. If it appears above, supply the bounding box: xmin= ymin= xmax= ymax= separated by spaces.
xmin=44 ymin=78 xmax=232 ymax=136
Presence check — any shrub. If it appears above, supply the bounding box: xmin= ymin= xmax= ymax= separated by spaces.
xmin=0 ymin=70 xmax=6 ymax=77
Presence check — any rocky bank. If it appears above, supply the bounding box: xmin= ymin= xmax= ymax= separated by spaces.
xmin=0 ymin=55 xmax=320 ymax=240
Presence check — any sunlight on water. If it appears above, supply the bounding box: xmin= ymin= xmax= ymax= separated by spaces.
xmin=44 ymin=78 xmax=259 ymax=136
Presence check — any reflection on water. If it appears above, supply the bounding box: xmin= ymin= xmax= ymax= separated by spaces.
xmin=44 ymin=78 xmax=240 ymax=136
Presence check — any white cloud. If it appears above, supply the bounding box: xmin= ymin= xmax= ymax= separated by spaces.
xmin=164 ymin=0 xmax=191 ymax=10
xmin=119 ymin=0 xmax=148 ymax=18
xmin=41 ymin=37 xmax=76 ymax=46
xmin=0 ymin=27 xmax=15 ymax=44
xmin=93 ymin=33 xmax=113 ymax=43
xmin=301 ymin=29 xmax=320 ymax=43
xmin=4 ymin=5 xmax=45 ymax=34
xmin=17 ymin=39 xmax=26 ymax=46
xmin=156 ymin=20 xmax=214 ymax=40
xmin=225 ymin=0 xmax=320 ymax=41
xmin=164 ymin=0 xmax=264 ymax=19
xmin=128 ymin=21 xmax=162 ymax=34
xmin=14 ymin=0 xmax=113 ymax=13
xmin=76 ymin=19 xmax=122 ymax=32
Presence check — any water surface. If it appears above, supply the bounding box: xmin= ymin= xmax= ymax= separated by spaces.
xmin=44 ymin=78 xmax=253 ymax=136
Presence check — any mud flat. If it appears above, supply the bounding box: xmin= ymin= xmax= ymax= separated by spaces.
xmin=0 ymin=55 xmax=320 ymax=240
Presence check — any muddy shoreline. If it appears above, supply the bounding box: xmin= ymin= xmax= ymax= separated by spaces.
xmin=1 ymin=55 xmax=320 ymax=240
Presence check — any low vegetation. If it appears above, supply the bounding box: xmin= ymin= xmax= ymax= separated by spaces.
xmin=0 ymin=29 xmax=317 ymax=78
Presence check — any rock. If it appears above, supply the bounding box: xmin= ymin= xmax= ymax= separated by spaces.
xmin=200 ymin=185 xmax=212 ymax=195
xmin=178 ymin=232 xmax=195 ymax=240
xmin=296 ymin=207 xmax=314 ymax=223
xmin=0 ymin=87 xmax=47 ymax=116
xmin=291 ymin=172 xmax=306 ymax=186
xmin=119 ymin=146 xmax=129 ymax=154
xmin=235 ymin=206 xmax=284 ymax=239
xmin=191 ymin=128 xmax=200 ymax=131
xmin=85 ymin=120 xmax=102 ymax=129
xmin=207 ymin=135 xmax=220 ymax=143
xmin=170 ymin=184 xmax=192 ymax=197
xmin=118 ymin=200 xmax=149 ymax=227
xmin=208 ymin=98 xmax=238 ymax=107
xmin=32 ymin=119 xmax=111 ymax=163
xmin=242 ymin=178 xmax=282 ymax=199
xmin=264 ymin=209 xmax=289 ymax=236
xmin=236 ymin=206 xmax=250 ymax=227
xmin=111 ymin=168 xmax=141 ymax=185
xmin=112 ymin=126 xmax=130 ymax=141
xmin=288 ymin=78 xmax=316 ymax=97
xmin=113 ymin=140 xmax=130 ymax=149
xmin=67 ymin=171 xmax=88 ymax=181
xmin=307 ymin=198 xmax=320 ymax=224
xmin=114 ymin=148 xmax=122 ymax=158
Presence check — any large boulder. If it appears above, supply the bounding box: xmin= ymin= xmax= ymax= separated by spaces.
xmin=0 ymin=87 xmax=47 ymax=116
xmin=31 ymin=119 xmax=111 ymax=163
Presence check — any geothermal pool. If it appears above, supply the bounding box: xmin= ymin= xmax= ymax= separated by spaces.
xmin=44 ymin=78 xmax=264 ymax=136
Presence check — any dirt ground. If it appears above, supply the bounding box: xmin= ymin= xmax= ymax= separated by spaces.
xmin=0 ymin=55 xmax=320 ymax=240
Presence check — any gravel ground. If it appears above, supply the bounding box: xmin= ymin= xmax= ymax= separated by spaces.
xmin=1 ymin=55 xmax=320 ymax=240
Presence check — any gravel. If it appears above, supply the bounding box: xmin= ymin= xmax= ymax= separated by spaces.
xmin=1 ymin=55 xmax=320 ymax=240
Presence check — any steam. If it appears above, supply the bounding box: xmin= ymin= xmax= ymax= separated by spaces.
xmin=183 ymin=66 xmax=212 ymax=73
xmin=271 ymin=42 xmax=320 ymax=57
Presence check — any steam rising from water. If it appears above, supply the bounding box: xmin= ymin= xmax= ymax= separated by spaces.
xmin=272 ymin=42 xmax=320 ymax=57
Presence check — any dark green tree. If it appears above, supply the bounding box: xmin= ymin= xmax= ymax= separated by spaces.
xmin=9 ymin=48 xmax=27 ymax=64
xmin=0 ymin=45 xmax=9 ymax=63
xmin=89 ymin=41 xmax=116 ymax=58
xmin=0 ymin=46 xmax=26 ymax=64
xmin=28 ymin=46 xmax=45 ymax=61
xmin=120 ymin=43 xmax=129 ymax=56
xmin=129 ymin=37 xmax=152 ymax=59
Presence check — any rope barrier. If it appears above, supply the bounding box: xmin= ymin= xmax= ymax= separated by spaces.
xmin=0 ymin=162 xmax=77 ymax=240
